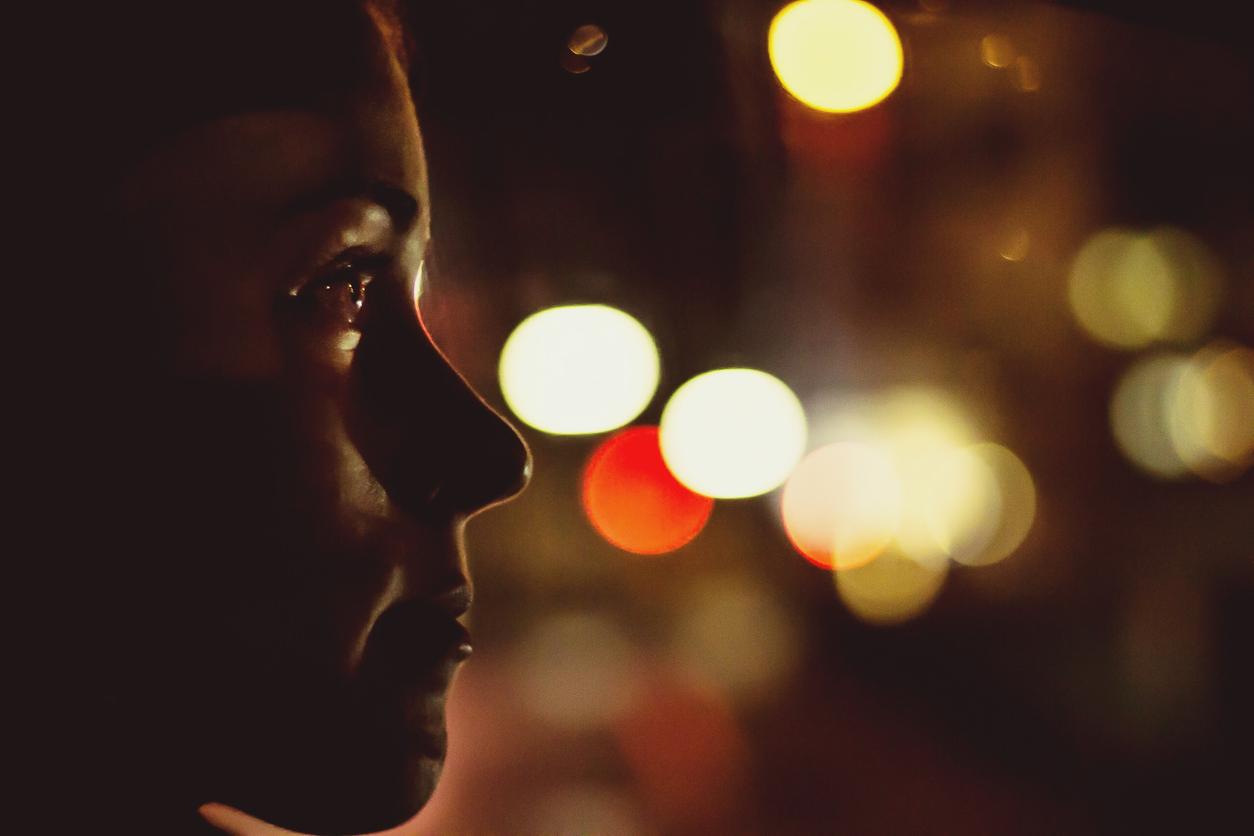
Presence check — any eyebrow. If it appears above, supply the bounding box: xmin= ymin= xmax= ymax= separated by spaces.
xmin=279 ymin=178 xmax=422 ymax=230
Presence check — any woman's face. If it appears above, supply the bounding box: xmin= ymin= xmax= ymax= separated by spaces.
xmin=112 ymin=19 xmax=528 ymax=836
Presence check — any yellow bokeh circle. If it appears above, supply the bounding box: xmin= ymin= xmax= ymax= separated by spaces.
xmin=499 ymin=304 xmax=659 ymax=435
xmin=768 ymin=0 xmax=904 ymax=113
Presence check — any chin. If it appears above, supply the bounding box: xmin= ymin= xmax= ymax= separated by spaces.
xmin=226 ymin=751 xmax=443 ymax=836
xmin=204 ymin=698 xmax=449 ymax=836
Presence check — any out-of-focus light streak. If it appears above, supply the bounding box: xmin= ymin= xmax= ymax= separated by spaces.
xmin=660 ymin=369 xmax=807 ymax=499
xmin=582 ymin=427 xmax=713 ymax=554
xmin=836 ymin=548 xmax=949 ymax=625
xmin=499 ymin=304 xmax=659 ymax=435
xmin=1068 ymin=227 xmax=1224 ymax=350
xmin=768 ymin=0 xmax=904 ymax=113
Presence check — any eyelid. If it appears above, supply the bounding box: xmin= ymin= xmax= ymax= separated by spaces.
xmin=287 ymin=247 xmax=391 ymax=298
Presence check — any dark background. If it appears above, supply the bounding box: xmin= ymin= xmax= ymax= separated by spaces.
xmin=393 ymin=2 xmax=1253 ymax=834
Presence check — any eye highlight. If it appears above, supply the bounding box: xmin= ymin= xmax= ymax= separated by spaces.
xmin=297 ymin=253 xmax=389 ymax=331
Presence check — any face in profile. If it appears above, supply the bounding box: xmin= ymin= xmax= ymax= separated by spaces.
xmin=99 ymin=6 xmax=529 ymax=834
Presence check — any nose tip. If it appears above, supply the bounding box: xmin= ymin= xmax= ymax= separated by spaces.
xmin=435 ymin=401 xmax=531 ymax=519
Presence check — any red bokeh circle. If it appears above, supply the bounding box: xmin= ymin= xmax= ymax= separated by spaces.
xmin=582 ymin=426 xmax=714 ymax=554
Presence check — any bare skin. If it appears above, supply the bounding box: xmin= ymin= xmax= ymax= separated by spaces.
xmin=107 ymin=15 xmax=528 ymax=836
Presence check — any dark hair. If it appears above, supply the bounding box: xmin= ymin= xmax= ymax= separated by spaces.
xmin=63 ymin=0 xmax=414 ymax=179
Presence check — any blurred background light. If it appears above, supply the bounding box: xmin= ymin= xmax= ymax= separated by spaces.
xmin=802 ymin=387 xmax=985 ymax=568
xmin=568 ymin=24 xmax=608 ymax=56
xmin=1014 ymin=55 xmax=1042 ymax=91
xmin=527 ymin=785 xmax=644 ymax=836
xmin=671 ymin=575 xmax=802 ymax=705
xmin=980 ymin=34 xmax=1015 ymax=68
xmin=955 ymin=443 xmax=1037 ymax=566
xmin=582 ymin=427 xmax=714 ymax=554
xmin=660 ymin=369 xmax=807 ymax=498
xmin=781 ymin=441 xmax=902 ymax=570
xmin=767 ymin=0 xmax=904 ymax=113
xmin=1168 ymin=343 xmax=1254 ymax=482
xmin=1110 ymin=353 xmax=1193 ymax=479
xmin=999 ymin=228 xmax=1031 ymax=261
xmin=925 ymin=445 xmax=1003 ymax=564
xmin=835 ymin=548 xmax=949 ymax=625
xmin=515 ymin=612 xmax=642 ymax=729
xmin=499 ymin=305 xmax=660 ymax=435
xmin=1068 ymin=227 xmax=1225 ymax=350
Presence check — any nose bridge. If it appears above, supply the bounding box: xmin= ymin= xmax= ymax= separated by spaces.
xmin=350 ymin=277 xmax=531 ymax=528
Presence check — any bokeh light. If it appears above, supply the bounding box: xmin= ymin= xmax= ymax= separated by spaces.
xmin=1068 ymin=227 xmax=1224 ymax=350
xmin=868 ymin=389 xmax=978 ymax=567
xmin=798 ymin=388 xmax=1036 ymax=568
xmin=1014 ymin=55 xmax=1042 ymax=91
xmin=671 ymin=575 xmax=802 ymax=704
xmin=660 ymin=369 xmax=807 ymax=498
xmin=1110 ymin=353 xmax=1193 ymax=479
xmin=499 ymin=305 xmax=659 ymax=435
xmin=980 ymin=34 xmax=1015 ymax=68
xmin=568 ymin=24 xmax=608 ymax=56
xmin=924 ymin=445 xmax=1002 ymax=564
xmin=781 ymin=442 xmax=902 ymax=570
xmin=768 ymin=0 xmax=904 ymax=113
xmin=582 ymin=427 xmax=714 ymax=554
xmin=835 ymin=548 xmax=949 ymax=625
xmin=515 ymin=612 xmax=641 ymax=730
xmin=956 ymin=443 xmax=1037 ymax=566
xmin=1168 ymin=343 xmax=1254 ymax=482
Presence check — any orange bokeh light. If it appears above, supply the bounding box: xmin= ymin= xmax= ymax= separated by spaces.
xmin=583 ymin=427 xmax=714 ymax=554
xmin=781 ymin=441 xmax=901 ymax=570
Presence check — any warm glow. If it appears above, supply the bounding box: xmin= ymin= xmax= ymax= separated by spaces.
xmin=768 ymin=0 xmax=904 ymax=113
xmin=568 ymin=24 xmax=608 ymax=56
xmin=660 ymin=369 xmax=807 ymax=498
xmin=1169 ymin=343 xmax=1254 ymax=482
xmin=582 ymin=427 xmax=714 ymax=554
xmin=836 ymin=549 xmax=949 ymax=625
xmin=781 ymin=442 xmax=902 ymax=570
xmin=803 ymin=387 xmax=986 ymax=568
xmin=499 ymin=305 xmax=659 ymax=435
xmin=1068 ymin=227 xmax=1224 ymax=350
xmin=516 ymin=612 xmax=641 ymax=729
xmin=924 ymin=446 xmax=1002 ymax=564
xmin=980 ymin=34 xmax=1014 ymax=68
xmin=672 ymin=575 xmax=801 ymax=704
xmin=1110 ymin=353 xmax=1192 ymax=479
xmin=958 ymin=443 xmax=1037 ymax=566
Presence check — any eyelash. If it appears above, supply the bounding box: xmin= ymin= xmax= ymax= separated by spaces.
xmin=300 ymin=252 xmax=391 ymax=328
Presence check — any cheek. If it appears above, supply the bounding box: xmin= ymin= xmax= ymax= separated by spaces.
xmin=157 ymin=255 xmax=289 ymax=379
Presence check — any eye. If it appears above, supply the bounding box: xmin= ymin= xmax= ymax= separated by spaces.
xmin=299 ymin=254 xmax=387 ymax=330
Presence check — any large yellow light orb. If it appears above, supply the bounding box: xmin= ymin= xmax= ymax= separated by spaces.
xmin=768 ymin=0 xmax=904 ymax=113
xmin=660 ymin=369 xmax=807 ymax=498
xmin=499 ymin=304 xmax=659 ymax=435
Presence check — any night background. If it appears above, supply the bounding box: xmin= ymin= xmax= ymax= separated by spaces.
xmin=359 ymin=1 xmax=1253 ymax=834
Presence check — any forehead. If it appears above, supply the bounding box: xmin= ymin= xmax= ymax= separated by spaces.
xmin=118 ymin=35 xmax=429 ymax=238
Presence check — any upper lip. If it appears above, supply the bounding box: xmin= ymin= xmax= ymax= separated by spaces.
xmin=356 ymin=584 xmax=473 ymax=688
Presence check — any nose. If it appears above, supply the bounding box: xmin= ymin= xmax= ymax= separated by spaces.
xmin=348 ymin=274 xmax=531 ymax=524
